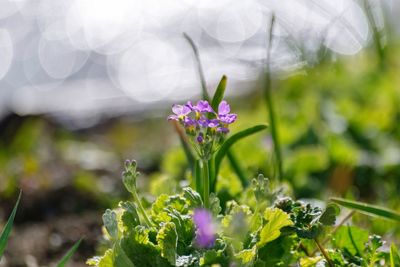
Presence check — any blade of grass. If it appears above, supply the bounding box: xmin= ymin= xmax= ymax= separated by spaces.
xmin=331 ymin=197 xmax=400 ymax=222
xmin=264 ymin=14 xmax=283 ymax=181
xmin=211 ymin=75 xmax=227 ymax=111
xmin=390 ymin=242 xmax=400 ymax=267
xmin=214 ymin=124 xmax=268 ymax=174
xmin=0 ymin=190 xmax=21 ymax=259
xmin=56 ymin=239 xmax=82 ymax=267
xmin=182 ymin=33 xmax=210 ymax=101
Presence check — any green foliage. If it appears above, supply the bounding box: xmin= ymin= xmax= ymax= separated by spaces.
xmin=56 ymin=239 xmax=82 ymax=267
xmin=214 ymin=124 xmax=268 ymax=174
xmin=331 ymin=197 xmax=400 ymax=222
xmin=211 ymin=75 xmax=227 ymax=111
xmin=0 ymin=191 xmax=21 ymax=259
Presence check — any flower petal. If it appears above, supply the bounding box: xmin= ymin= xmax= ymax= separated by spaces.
xmin=218 ymin=100 xmax=230 ymax=115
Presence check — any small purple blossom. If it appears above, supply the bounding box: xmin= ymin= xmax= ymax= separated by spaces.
xmin=190 ymin=100 xmax=213 ymax=113
xmin=207 ymin=119 xmax=220 ymax=128
xmin=197 ymin=134 xmax=204 ymax=143
xmin=193 ymin=209 xmax=216 ymax=248
xmin=218 ymin=101 xmax=231 ymax=115
xmin=217 ymin=101 xmax=237 ymax=125
xmin=168 ymin=104 xmax=191 ymax=121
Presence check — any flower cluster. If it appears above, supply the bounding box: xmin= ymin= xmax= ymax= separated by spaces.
xmin=168 ymin=100 xmax=237 ymax=159
xmin=193 ymin=208 xmax=216 ymax=248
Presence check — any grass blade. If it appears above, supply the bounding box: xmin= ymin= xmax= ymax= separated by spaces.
xmin=211 ymin=75 xmax=227 ymax=111
xmin=183 ymin=33 xmax=210 ymax=101
xmin=215 ymin=124 xmax=268 ymax=174
xmin=330 ymin=197 xmax=400 ymax=222
xmin=263 ymin=15 xmax=284 ymax=182
xmin=56 ymin=239 xmax=82 ymax=267
xmin=0 ymin=190 xmax=21 ymax=259
xmin=390 ymin=242 xmax=400 ymax=267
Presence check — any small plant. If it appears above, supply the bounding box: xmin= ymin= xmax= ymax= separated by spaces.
xmin=87 ymin=82 xmax=400 ymax=266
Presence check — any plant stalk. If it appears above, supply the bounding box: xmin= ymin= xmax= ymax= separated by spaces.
xmin=314 ymin=238 xmax=334 ymax=267
xmin=264 ymin=15 xmax=283 ymax=181
xmin=201 ymin=159 xmax=210 ymax=209
xmin=131 ymin=190 xmax=153 ymax=227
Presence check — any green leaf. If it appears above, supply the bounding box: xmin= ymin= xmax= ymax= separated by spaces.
xmin=235 ymin=246 xmax=257 ymax=267
xmin=86 ymin=249 xmax=113 ymax=267
xmin=114 ymin=241 xmax=135 ymax=267
xmin=103 ymin=209 xmax=118 ymax=240
xmin=330 ymin=197 xmax=400 ymax=221
xmin=215 ymin=124 xmax=268 ymax=173
xmin=157 ymin=222 xmax=178 ymax=265
xmin=319 ymin=203 xmax=340 ymax=226
xmin=56 ymin=239 xmax=82 ymax=267
xmin=183 ymin=187 xmax=203 ymax=208
xmin=257 ymin=208 xmax=293 ymax=248
xmin=121 ymin=226 xmax=171 ymax=267
xmin=209 ymin=193 xmax=222 ymax=216
xmin=211 ymin=75 xmax=227 ymax=111
xmin=299 ymin=256 xmax=323 ymax=267
xmin=122 ymin=160 xmax=139 ymax=194
xmin=0 ymin=190 xmax=21 ymax=259
xmin=332 ymin=226 xmax=369 ymax=256
xmin=390 ymin=243 xmax=400 ymax=267
xmin=120 ymin=201 xmax=141 ymax=231
xmin=98 ymin=249 xmax=114 ymax=267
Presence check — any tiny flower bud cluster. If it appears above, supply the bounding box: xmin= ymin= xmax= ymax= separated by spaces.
xmin=168 ymin=100 xmax=237 ymax=159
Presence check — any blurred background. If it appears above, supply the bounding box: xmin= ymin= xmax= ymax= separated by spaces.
xmin=0 ymin=0 xmax=399 ymax=266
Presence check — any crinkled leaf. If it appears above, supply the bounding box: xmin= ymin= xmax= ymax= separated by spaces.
xmin=103 ymin=209 xmax=118 ymax=240
xmin=121 ymin=226 xmax=171 ymax=267
xmin=300 ymin=256 xmax=323 ymax=267
xmin=257 ymin=208 xmax=293 ymax=247
xmin=122 ymin=160 xmax=139 ymax=194
xmin=176 ymin=255 xmax=197 ymax=267
xmin=209 ymin=193 xmax=222 ymax=216
xmin=319 ymin=203 xmax=340 ymax=226
xmin=200 ymin=249 xmax=229 ymax=266
xmin=235 ymin=246 xmax=257 ymax=267
xmin=86 ymin=249 xmax=113 ymax=267
xmin=183 ymin=187 xmax=203 ymax=208
xmin=114 ymin=241 xmax=135 ymax=267
xmin=0 ymin=191 xmax=21 ymax=259
xmin=157 ymin=222 xmax=178 ymax=265
xmin=120 ymin=201 xmax=140 ymax=231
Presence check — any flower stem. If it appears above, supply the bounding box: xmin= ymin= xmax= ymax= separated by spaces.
xmin=131 ymin=190 xmax=153 ymax=227
xmin=202 ymin=159 xmax=210 ymax=209
xmin=314 ymin=238 xmax=334 ymax=267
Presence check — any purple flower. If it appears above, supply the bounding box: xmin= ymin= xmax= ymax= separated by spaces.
xmin=219 ymin=114 xmax=237 ymax=124
xmin=187 ymin=100 xmax=213 ymax=113
xmin=184 ymin=117 xmax=197 ymax=132
xmin=168 ymin=104 xmax=191 ymax=121
xmin=217 ymin=101 xmax=237 ymax=125
xmin=193 ymin=209 xmax=216 ymax=248
xmin=207 ymin=119 xmax=220 ymax=128
xmin=197 ymin=134 xmax=204 ymax=143
xmin=196 ymin=100 xmax=213 ymax=113
xmin=218 ymin=101 xmax=231 ymax=115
